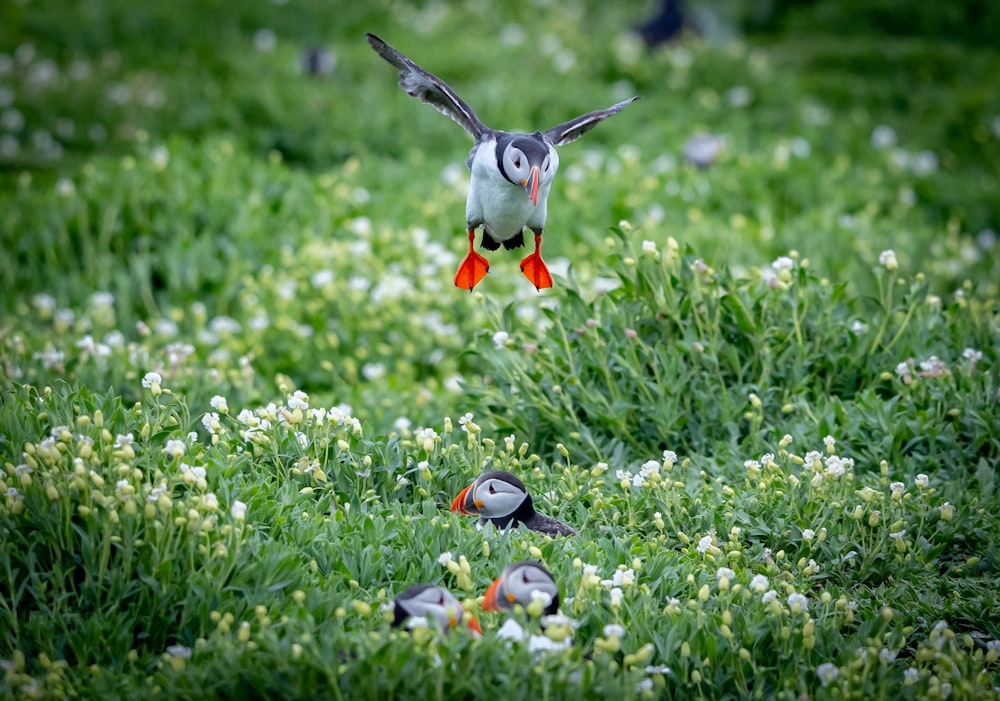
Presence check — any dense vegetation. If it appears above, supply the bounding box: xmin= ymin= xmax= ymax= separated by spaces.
xmin=1 ymin=1 xmax=997 ymax=698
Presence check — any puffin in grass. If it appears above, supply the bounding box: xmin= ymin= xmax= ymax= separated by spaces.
xmin=484 ymin=561 xmax=561 ymax=617
xmin=484 ymin=561 xmax=576 ymax=652
xmin=451 ymin=470 xmax=577 ymax=536
xmin=367 ymin=33 xmax=639 ymax=291
xmin=391 ymin=583 xmax=482 ymax=636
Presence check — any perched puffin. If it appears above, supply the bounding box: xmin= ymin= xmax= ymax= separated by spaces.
xmin=391 ymin=583 xmax=482 ymax=635
xmin=451 ymin=470 xmax=578 ymax=536
xmin=367 ymin=33 xmax=639 ymax=291
xmin=483 ymin=561 xmax=560 ymax=617
xmin=484 ymin=561 xmax=575 ymax=653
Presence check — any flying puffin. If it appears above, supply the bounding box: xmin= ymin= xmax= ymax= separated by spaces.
xmin=450 ymin=470 xmax=578 ymax=536
xmin=483 ymin=561 xmax=560 ymax=617
xmin=366 ymin=33 xmax=639 ymax=291
xmin=391 ymin=583 xmax=482 ymax=635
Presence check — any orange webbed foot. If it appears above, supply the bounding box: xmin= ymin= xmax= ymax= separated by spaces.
xmin=519 ymin=253 xmax=553 ymax=290
xmin=455 ymin=251 xmax=490 ymax=291
xmin=455 ymin=228 xmax=490 ymax=291
xmin=519 ymin=232 xmax=553 ymax=291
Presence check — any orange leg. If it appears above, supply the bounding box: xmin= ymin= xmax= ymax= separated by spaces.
xmin=454 ymin=228 xmax=490 ymax=291
xmin=519 ymin=231 xmax=553 ymax=291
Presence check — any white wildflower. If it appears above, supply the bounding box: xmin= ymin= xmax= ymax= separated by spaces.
xmin=787 ymin=593 xmax=808 ymax=613
xmin=231 ymin=500 xmax=247 ymax=521
xmin=164 ymin=439 xmax=186 ymax=458
xmin=816 ymin=662 xmax=839 ymax=687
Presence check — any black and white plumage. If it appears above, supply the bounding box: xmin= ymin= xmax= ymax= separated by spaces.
xmin=366 ymin=33 xmax=639 ymax=291
xmin=483 ymin=561 xmax=560 ymax=617
xmin=450 ymin=470 xmax=578 ymax=536
xmin=391 ymin=583 xmax=482 ymax=635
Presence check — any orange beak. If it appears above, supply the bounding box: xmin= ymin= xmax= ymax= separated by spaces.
xmin=524 ymin=165 xmax=540 ymax=206
xmin=466 ymin=615 xmax=482 ymax=636
xmin=451 ymin=483 xmax=476 ymax=514
xmin=483 ymin=577 xmax=503 ymax=612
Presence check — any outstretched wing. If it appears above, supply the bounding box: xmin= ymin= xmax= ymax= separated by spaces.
xmin=544 ymin=96 xmax=640 ymax=147
xmin=366 ymin=33 xmax=490 ymax=140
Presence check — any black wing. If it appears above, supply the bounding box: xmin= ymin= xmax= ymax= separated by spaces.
xmin=366 ymin=33 xmax=490 ymax=140
xmin=524 ymin=511 xmax=579 ymax=537
xmin=544 ymin=96 xmax=640 ymax=147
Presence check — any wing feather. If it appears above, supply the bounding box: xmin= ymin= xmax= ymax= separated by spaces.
xmin=544 ymin=96 xmax=640 ymax=147
xmin=367 ymin=33 xmax=489 ymax=139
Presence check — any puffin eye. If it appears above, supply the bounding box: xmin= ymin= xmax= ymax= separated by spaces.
xmin=489 ymin=484 xmax=496 ymax=494
xmin=514 ymin=158 xmax=521 ymax=168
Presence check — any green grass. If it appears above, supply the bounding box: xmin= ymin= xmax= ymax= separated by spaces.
xmin=1 ymin=1 xmax=999 ymax=699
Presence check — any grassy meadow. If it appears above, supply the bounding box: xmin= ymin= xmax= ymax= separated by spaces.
xmin=1 ymin=0 xmax=999 ymax=698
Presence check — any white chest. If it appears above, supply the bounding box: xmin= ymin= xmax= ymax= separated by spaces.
xmin=466 ymin=141 xmax=556 ymax=241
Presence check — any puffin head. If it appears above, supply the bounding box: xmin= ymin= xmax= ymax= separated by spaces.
xmin=450 ymin=470 xmax=529 ymax=519
xmin=391 ymin=584 xmax=482 ymax=635
xmin=500 ymin=133 xmax=558 ymax=206
xmin=483 ymin=561 xmax=560 ymax=617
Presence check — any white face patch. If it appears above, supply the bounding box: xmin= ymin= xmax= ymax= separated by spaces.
xmin=474 ymin=477 xmax=527 ymax=517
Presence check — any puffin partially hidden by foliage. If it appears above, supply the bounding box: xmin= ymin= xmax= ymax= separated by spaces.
xmin=366 ymin=33 xmax=638 ymax=292
xmin=451 ymin=470 xmax=578 ymax=536
xmin=483 ymin=561 xmax=561 ymax=617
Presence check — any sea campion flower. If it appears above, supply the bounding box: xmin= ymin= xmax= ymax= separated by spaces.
xmin=787 ymin=592 xmax=808 ymax=613
xmin=939 ymin=502 xmax=954 ymax=521
xmin=822 ymin=456 xmax=843 ymax=478
xmin=180 ymin=463 xmax=207 ymax=488
xmin=609 ymin=587 xmax=623 ymax=608
xmin=917 ymin=355 xmax=948 ymax=379
xmin=164 ymin=439 xmax=186 ymax=458
xmin=915 ymin=474 xmax=929 ymax=488
xmin=750 ymin=574 xmax=769 ymax=593
xmin=894 ymin=361 xmax=912 ymax=384
xmin=231 ymin=500 xmax=247 ymax=521
xmin=816 ymin=662 xmax=839 ymax=687
xmin=696 ymin=534 xmax=715 ymax=555
xmin=603 ymin=623 xmax=626 ymax=639
xmin=823 ymin=435 xmax=836 ymax=454
xmin=604 ymin=568 xmax=636 ymax=589
xmin=202 ymin=413 xmax=221 ymax=435
xmin=414 ymin=427 xmax=438 ymax=452
xmin=772 ymin=256 xmax=794 ymax=272
xmin=878 ymin=249 xmax=898 ymax=271
xmin=142 ymin=371 xmax=163 ymax=394
xmin=458 ymin=413 xmax=476 ymax=433
xmin=492 ymin=330 xmax=510 ymax=349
